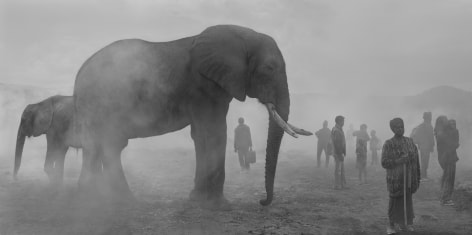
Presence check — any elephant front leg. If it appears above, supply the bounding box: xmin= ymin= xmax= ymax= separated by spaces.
xmin=44 ymin=140 xmax=67 ymax=186
xmin=191 ymin=127 xmax=227 ymax=202
xmin=190 ymin=113 xmax=228 ymax=203
xmin=51 ymin=146 xmax=68 ymax=185
xmin=44 ymin=146 xmax=55 ymax=182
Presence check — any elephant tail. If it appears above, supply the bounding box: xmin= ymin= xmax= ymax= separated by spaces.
xmin=14 ymin=120 xmax=26 ymax=180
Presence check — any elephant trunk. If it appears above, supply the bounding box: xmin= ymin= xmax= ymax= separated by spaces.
xmin=14 ymin=120 xmax=26 ymax=179
xmin=260 ymin=87 xmax=289 ymax=206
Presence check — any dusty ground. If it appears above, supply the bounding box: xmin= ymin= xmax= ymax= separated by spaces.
xmin=0 ymin=147 xmax=471 ymax=235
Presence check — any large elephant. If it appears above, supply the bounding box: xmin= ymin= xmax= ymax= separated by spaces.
xmin=14 ymin=95 xmax=81 ymax=184
xmin=73 ymin=25 xmax=311 ymax=206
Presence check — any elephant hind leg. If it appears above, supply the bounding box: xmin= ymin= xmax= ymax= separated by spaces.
xmin=78 ymin=140 xmax=103 ymax=193
xmin=101 ymin=138 xmax=133 ymax=202
xmin=52 ymin=146 xmax=69 ymax=185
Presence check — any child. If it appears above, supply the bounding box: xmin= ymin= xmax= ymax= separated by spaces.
xmin=370 ymin=130 xmax=381 ymax=166
xmin=353 ymin=124 xmax=370 ymax=184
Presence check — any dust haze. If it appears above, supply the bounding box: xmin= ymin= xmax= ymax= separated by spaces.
xmin=1 ymin=0 xmax=472 ymax=234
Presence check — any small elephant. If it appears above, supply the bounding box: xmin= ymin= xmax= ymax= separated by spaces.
xmin=14 ymin=95 xmax=81 ymax=184
xmin=74 ymin=25 xmax=312 ymax=205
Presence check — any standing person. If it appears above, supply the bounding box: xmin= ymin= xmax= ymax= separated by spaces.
xmin=381 ymin=118 xmax=420 ymax=234
xmin=435 ymin=116 xmax=449 ymax=173
xmin=370 ymin=130 xmax=382 ymax=166
xmin=315 ymin=120 xmax=332 ymax=168
xmin=411 ymin=112 xmax=435 ymax=180
xmin=346 ymin=123 xmax=355 ymax=153
xmin=331 ymin=115 xmax=347 ymax=189
xmin=439 ymin=119 xmax=460 ymax=206
xmin=353 ymin=124 xmax=370 ymax=184
xmin=234 ymin=117 xmax=252 ymax=171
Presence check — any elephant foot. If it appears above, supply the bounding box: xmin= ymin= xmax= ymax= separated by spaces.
xmin=78 ymin=178 xmax=100 ymax=191
xmin=44 ymin=182 xmax=62 ymax=198
xmin=77 ymin=174 xmax=104 ymax=198
xmin=189 ymin=189 xmax=208 ymax=202
xmin=45 ymin=170 xmax=57 ymax=184
xmin=102 ymin=178 xmax=135 ymax=203
xmin=203 ymin=195 xmax=232 ymax=211
xmin=77 ymin=180 xmax=96 ymax=193
xmin=107 ymin=189 xmax=136 ymax=204
xmin=189 ymin=189 xmax=232 ymax=210
xmin=47 ymin=173 xmax=64 ymax=188
xmin=76 ymin=184 xmax=103 ymax=202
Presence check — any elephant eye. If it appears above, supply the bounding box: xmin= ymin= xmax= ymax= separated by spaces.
xmin=259 ymin=64 xmax=275 ymax=73
xmin=265 ymin=64 xmax=275 ymax=71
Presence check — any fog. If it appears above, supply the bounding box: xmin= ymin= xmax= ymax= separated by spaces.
xmin=1 ymin=83 xmax=471 ymax=170
xmin=1 ymin=0 xmax=471 ymax=156
xmin=2 ymin=0 xmax=472 ymax=94
xmin=1 ymin=0 xmax=472 ymax=234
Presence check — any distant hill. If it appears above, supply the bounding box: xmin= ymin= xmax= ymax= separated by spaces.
xmin=405 ymin=85 xmax=472 ymax=113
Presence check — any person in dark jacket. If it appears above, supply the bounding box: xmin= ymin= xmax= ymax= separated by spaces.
xmin=234 ymin=117 xmax=252 ymax=171
xmin=411 ymin=112 xmax=435 ymax=179
xmin=382 ymin=118 xmax=420 ymax=234
xmin=331 ymin=115 xmax=347 ymax=189
xmin=435 ymin=116 xmax=449 ymax=171
xmin=439 ymin=119 xmax=459 ymax=206
xmin=315 ymin=120 xmax=332 ymax=168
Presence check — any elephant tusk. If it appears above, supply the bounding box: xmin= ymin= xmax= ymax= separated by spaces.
xmin=265 ymin=103 xmax=298 ymax=138
xmin=287 ymin=123 xmax=313 ymax=136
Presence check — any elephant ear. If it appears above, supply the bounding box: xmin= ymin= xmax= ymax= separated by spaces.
xmin=191 ymin=26 xmax=250 ymax=101
xmin=32 ymin=99 xmax=54 ymax=137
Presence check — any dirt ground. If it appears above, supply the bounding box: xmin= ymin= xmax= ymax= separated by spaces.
xmin=0 ymin=147 xmax=471 ymax=235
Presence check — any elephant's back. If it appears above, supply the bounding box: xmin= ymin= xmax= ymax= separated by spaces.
xmin=73 ymin=38 xmax=193 ymax=137
xmin=74 ymin=38 xmax=190 ymax=92
xmin=75 ymin=39 xmax=153 ymax=83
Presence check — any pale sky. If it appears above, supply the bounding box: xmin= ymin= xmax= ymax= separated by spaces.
xmin=1 ymin=0 xmax=471 ymax=96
